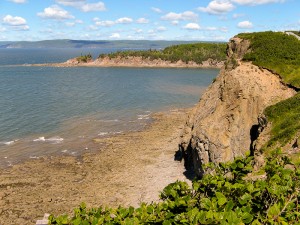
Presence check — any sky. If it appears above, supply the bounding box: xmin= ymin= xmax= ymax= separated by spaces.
xmin=0 ymin=0 xmax=299 ymax=42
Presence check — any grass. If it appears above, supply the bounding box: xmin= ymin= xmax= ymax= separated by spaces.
xmin=99 ymin=42 xmax=227 ymax=64
xmin=263 ymin=92 xmax=300 ymax=149
xmin=237 ymin=31 xmax=300 ymax=88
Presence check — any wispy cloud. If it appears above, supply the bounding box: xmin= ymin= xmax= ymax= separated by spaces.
xmin=231 ymin=0 xmax=285 ymax=6
xmin=151 ymin=7 xmax=162 ymax=13
xmin=37 ymin=5 xmax=74 ymax=20
xmin=161 ymin=11 xmax=198 ymax=21
xmin=237 ymin=20 xmax=253 ymax=28
xmin=137 ymin=18 xmax=149 ymax=24
xmin=55 ymin=0 xmax=106 ymax=12
xmin=232 ymin=13 xmax=245 ymax=19
xmin=198 ymin=0 xmax=235 ymax=14
xmin=110 ymin=33 xmax=121 ymax=39
xmin=116 ymin=17 xmax=133 ymax=24
xmin=9 ymin=0 xmax=27 ymax=3
xmin=183 ymin=23 xmax=201 ymax=30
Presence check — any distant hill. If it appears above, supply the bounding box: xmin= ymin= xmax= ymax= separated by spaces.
xmin=0 ymin=40 xmax=224 ymax=50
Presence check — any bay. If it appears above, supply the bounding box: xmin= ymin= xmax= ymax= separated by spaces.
xmin=0 ymin=49 xmax=219 ymax=167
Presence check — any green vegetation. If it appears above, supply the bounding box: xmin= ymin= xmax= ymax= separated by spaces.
xmin=76 ymin=53 xmax=92 ymax=63
xmin=98 ymin=42 xmax=227 ymax=64
xmin=237 ymin=31 xmax=300 ymax=88
xmin=49 ymin=151 xmax=300 ymax=224
xmin=264 ymin=92 xmax=300 ymax=149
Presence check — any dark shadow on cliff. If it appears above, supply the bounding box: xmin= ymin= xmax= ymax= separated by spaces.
xmin=250 ymin=124 xmax=260 ymax=155
xmin=174 ymin=144 xmax=196 ymax=181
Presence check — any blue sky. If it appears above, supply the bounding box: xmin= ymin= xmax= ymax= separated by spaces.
xmin=0 ymin=0 xmax=299 ymax=41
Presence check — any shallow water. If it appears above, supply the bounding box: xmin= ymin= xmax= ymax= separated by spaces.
xmin=0 ymin=49 xmax=219 ymax=167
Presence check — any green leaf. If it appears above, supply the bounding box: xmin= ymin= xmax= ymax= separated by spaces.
xmin=225 ymin=200 xmax=235 ymax=212
xmin=241 ymin=212 xmax=254 ymax=223
xmin=268 ymin=203 xmax=280 ymax=218
xmin=216 ymin=192 xmax=227 ymax=206
xmin=239 ymin=193 xmax=252 ymax=205
xmin=201 ymin=198 xmax=212 ymax=210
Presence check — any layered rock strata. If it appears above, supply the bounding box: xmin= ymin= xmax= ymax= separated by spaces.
xmin=41 ymin=56 xmax=224 ymax=68
xmin=180 ymin=37 xmax=296 ymax=176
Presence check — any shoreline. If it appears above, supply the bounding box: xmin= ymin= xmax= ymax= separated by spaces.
xmin=0 ymin=108 xmax=192 ymax=225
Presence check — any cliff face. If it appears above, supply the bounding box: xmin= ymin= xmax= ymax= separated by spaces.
xmin=63 ymin=56 xmax=224 ymax=68
xmin=94 ymin=56 xmax=224 ymax=68
xmin=180 ymin=37 xmax=296 ymax=176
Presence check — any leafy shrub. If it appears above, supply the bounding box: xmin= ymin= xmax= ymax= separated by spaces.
xmin=77 ymin=53 xmax=92 ymax=63
xmin=49 ymin=151 xmax=300 ymax=224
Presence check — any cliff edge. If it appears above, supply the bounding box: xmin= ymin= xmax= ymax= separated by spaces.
xmin=180 ymin=33 xmax=298 ymax=177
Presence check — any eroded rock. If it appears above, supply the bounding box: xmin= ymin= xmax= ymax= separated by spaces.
xmin=180 ymin=37 xmax=296 ymax=177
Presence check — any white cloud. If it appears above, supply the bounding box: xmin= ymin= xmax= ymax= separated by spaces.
xmin=0 ymin=27 xmax=6 ymax=32
xmin=110 ymin=33 xmax=120 ymax=39
xmin=55 ymin=0 xmax=106 ymax=12
xmin=198 ymin=0 xmax=235 ymax=14
xmin=134 ymin=28 xmax=143 ymax=33
xmin=116 ymin=17 xmax=133 ymax=24
xmin=237 ymin=20 xmax=253 ymax=28
xmin=231 ymin=0 xmax=285 ymax=5
xmin=81 ymin=2 xmax=106 ymax=12
xmin=9 ymin=0 xmax=27 ymax=3
xmin=232 ymin=13 xmax=245 ymax=19
xmin=161 ymin=11 xmax=198 ymax=21
xmin=94 ymin=17 xmax=134 ymax=27
xmin=3 ymin=15 xmax=27 ymax=25
xmin=220 ymin=26 xmax=229 ymax=32
xmin=55 ymin=0 xmax=84 ymax=7
xmin=157 ymin=26 xmax=167 ymax=31
xmin=205 ymin=26 xmax=217 ymax=31
xmin=88 ymin=25 xmax=98 ymax=31
xmin=2 ymin=15 xmax=30 ymax=31
xmin=65 ymin=22 xmax=75 ymax=27
xmin=10 ymin=25 xmax=29 ymax=31
xmin=95 ymin=20 xmax=115 ymax=27
xmin=184 ymin=23 xmax=201 ymax=30
xmin=37 ymin=5 xmax=74 ymax=20
xmin=75 ymin=19 xmax=83 ymax=24
xmin=65 ymin=19 xmax=83 ymax=27
xmin=137 ymin=18 xmax=149 ymax=24
xmin=151 ymin=7 xmax=162 ymax=13
xmin=171 ymin=21 xmax=179 ymax=26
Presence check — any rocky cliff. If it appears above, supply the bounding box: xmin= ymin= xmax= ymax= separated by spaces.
xmin=61 ymin=56 xmax=224 ymax=68
xmin=180 ymin=36 xmax=297 ymax=177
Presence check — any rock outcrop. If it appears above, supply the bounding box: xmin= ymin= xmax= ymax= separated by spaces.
xmin=44 ymin=56 xmax=224 ymax=68
xmin=93 ymin=56 xmax=224 ymax=68
xmin=180 ymin=37 xmax=296 ymax=177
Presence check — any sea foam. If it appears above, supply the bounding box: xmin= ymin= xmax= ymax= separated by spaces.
xmin=33 ymin=136 xmax=64 ymax=144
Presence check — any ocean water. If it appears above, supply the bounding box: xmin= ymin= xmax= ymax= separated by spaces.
xmin=0 ymin=48 xmax=219 ymax=167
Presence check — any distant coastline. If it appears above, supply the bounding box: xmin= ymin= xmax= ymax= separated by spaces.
xmin=28 ymin=42 xmax=227 ymax=69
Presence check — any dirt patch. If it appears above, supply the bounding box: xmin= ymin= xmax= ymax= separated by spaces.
xmin=0 ymin=109 xmax=192 ymax=224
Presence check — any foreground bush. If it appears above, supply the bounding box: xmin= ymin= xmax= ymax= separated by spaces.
xmin=49 ymin=150 xmax=300 ymax=224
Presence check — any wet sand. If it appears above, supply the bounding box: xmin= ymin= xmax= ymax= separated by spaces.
xmin=0 ymin=109 xmax=192 ymax=225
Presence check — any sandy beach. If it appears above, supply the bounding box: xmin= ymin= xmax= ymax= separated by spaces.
xmin=0 ymin=109 xmax=192 ymax=225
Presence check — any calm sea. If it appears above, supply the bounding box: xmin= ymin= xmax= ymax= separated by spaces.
xmin=0 ymin=48 xmax=219 ymax=167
